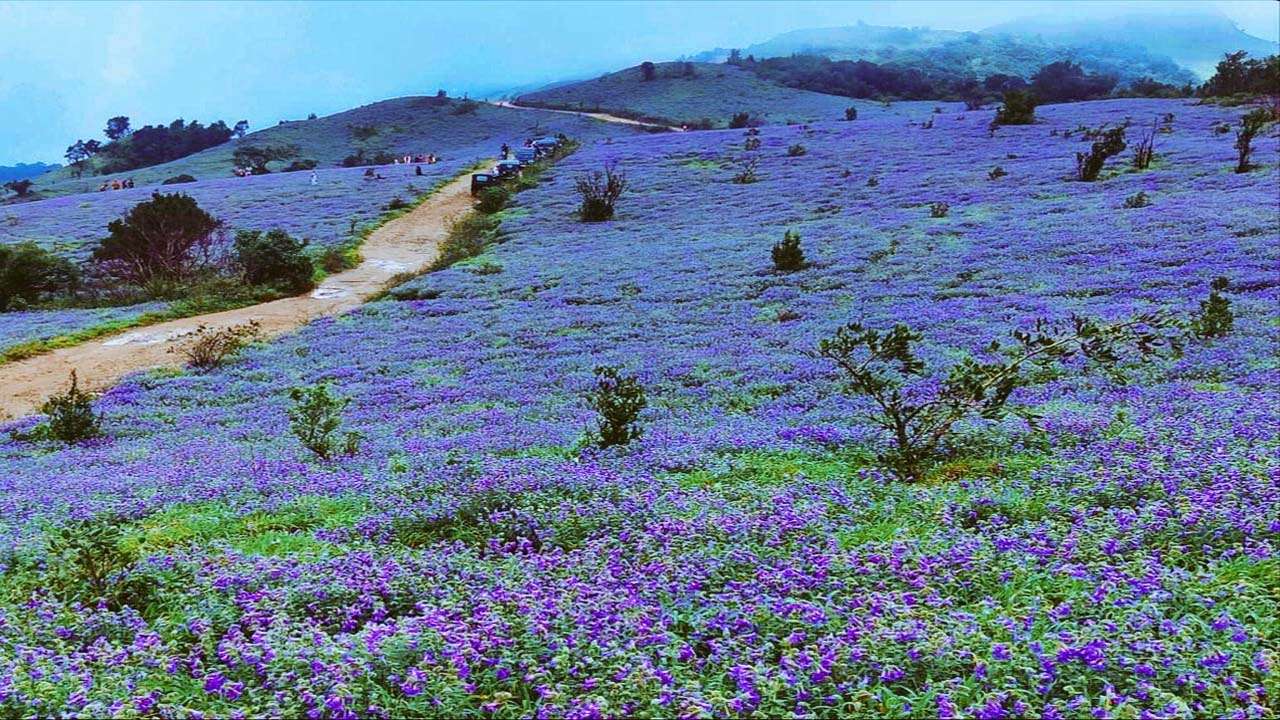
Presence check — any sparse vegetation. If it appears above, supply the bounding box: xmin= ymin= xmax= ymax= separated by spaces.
xmin=988 ymin=165 xmax=1007 ymax=180
xmin=1122 ymin=191 xmax=1151 ymax=209
xmin=929 ymin=201 xmax=950 ymax=218
xmin=1132 ymin=120 xmax=1156 ymax=169
xmin=39 ymin=370 xmax=102 ymax=444
xmin=992 ymin=90 xmax=1037 ymax=126
xmin=476 ymin=186 xmax=510 ymax=214
xmin=1234 ymin=108 xmax=1272 ymax=173
xmin=172 ymin=321 xmax=262 ymax=370
xmin=287 ymin=383 xmax=360 ymax=460
xmin=786 ymin=144 xmax=807 ymax=157
xmin=1190 ymin=276 xmax=1234 ymax=340
xmin=732 ymin=156 xmax=759 ymax=184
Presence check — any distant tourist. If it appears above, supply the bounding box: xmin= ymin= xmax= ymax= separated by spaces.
xmin=310 ymin=170 xmax=318 ymax=185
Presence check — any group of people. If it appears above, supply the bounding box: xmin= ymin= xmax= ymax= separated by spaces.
xmin=96 ymin=178 xmax=135 ymax=191
xmin=232 ymin=167 xmax=256 ymax=177
xmin=392 ymin=154 xmax=439 ymax=165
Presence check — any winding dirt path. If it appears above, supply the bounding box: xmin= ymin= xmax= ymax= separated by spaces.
xmin=0 ymin=169 xmax=483 ymax=421
xmin=492 ymin=100 xmax=684 ymax=132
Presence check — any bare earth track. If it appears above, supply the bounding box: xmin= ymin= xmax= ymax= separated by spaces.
xmin=492 ymin=100 xmax=684 ymax=132
xmin=0 ymin=170 xmax=481 ymax=421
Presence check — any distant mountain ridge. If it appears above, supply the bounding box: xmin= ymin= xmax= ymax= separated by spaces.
xmin=0 ymin=163 xmax=59 ymax=183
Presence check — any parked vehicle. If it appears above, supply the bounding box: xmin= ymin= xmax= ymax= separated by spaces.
xmin=471 ymin=172 xmax=500 ymax=195
xmin=494 ymin=160 xmax=522 ymax=178
xmin=514 ymin=147 xmax=538 ymax=165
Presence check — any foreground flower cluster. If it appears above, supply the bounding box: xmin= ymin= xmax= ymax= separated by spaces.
xmin=0 ymin=98 xmax=1276 ymax=718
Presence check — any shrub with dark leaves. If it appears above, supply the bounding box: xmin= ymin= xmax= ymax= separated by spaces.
xmin=1076 ymin=126 xmax=1126 ymax=181
xmin=1234 ymin=108 xmax=1272 ymax=173
xmin=40 ymin=370 xmax=102 ymax=444
xmin=233 ymin=229 xmax=315 ymax=294
xmin=173 ymin=321 xmax=262 ymax=370
xmin=476 ymin=186 xmax=510 ymax=214
xmin=288 ymin=383 xmax=360 ymax=460
xmin=772 ymin=229 xmax=805 ymax=271
xmin=992 ymin=90 xmax=1036 ymax=126
xmin=1190 ymin=276 xmax=1234 ymax=340
xmin=586 ymin=365 xmax=646 ymax=448
xmin=574 ymin=164 xmax=627 ymax=222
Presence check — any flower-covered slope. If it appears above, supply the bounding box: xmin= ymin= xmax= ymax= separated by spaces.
xmin=0 ymin=98 xmax=1276 ymax=718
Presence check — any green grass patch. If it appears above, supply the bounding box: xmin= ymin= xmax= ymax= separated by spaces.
xmin=130 ymin=494 xmax=372 ymax=555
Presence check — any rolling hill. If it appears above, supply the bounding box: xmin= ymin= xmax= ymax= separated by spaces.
xmin=31 ymin=98 xmax=644 ymax=198
xmin=514 ymin=61 xmax=940 ymax=128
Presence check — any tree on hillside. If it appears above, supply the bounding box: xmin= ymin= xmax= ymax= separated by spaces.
xmin=104 ymin=116 xmax=131 ymax=141
xmin=1200 ymin=51 xmax=1279 ymax=97
xmin=1030 ymin=61 xmax=1117 ymax=103
xmin=64 ymin=139 xmax=101 ymax=177
xmin=726 ymin=49 xmax=742 ymax=65
xmin=232 ymin=144 xmax=299 ymax=174
xmin=92 ymin=192 xmax=222 ymax=285
xmin=640 ymin=61 xmax=657 ymax=81
xmin=3 ymin=179 xmax=34 ymax=197
xmin=233 ymin=120 xmax=249 ymax=138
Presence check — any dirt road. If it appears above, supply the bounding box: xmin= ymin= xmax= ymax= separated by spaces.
xmin=0 ymin=169 xmax=481 ymax=421
xmin=491 ymin=100 xmax=684 ymax=132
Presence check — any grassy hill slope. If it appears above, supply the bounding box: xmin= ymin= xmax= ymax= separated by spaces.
xmin=516 ymin=62 xmax=932 ymax=128
xmin=32 ymin=98 xmax=643 ymax=197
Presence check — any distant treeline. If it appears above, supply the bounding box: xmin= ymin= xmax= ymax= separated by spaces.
xmin=1199 ymin=51 xmax=1279 ymax=97
xmin=729 ymin=52 xmax=1191 ymax=104
xmin=64 ymin=116 xmax=249 ymax=177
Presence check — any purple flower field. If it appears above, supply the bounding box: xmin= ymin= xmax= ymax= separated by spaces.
xmin=1 ymin=98 xmax=1277 ymax=718
xmin=0 ymin=301 xmax=170 ymax=355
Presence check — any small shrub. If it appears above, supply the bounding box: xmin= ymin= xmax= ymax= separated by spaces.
xmin=1190 ymin=276 xmax=1233 ymax=340
xmin=45 ymin=515 xmax=137 ymax=604
xmin=817 ymin=313 xmax=1181 ymax=481
xmin=844 ymin=106 xmax=858 ymax=121
xmin=476 ymin=186 xmax=510 ymax=214
xmin=284 ymin=159 xmax=318 ymax=172
xmin=988 ymin=166 xmax=1007 ymax=180
xmin=385 ymin=196 xmax=410 ymax=211
xmin=0 ymin=241 xmax=80 ymax=311
xmin=772 ymin=229 xmax=805 ymax=271
xmin=450 ymin=99 xmax=480 ymax=115
xmin=922 ymin=117 xmax=934 ymax=129
xmin=161 ymin=174 xmax=197 ymax=185
xmin=732 ymin=156 xmax=759 ymax=184
xmin=929 ymin=201 xmax=950 ymax=218
xmin=1122 ymin=191 xmax=1151 ymax=209
xmin=743 ymin=136 xmax=761 ymax=151
xmin=1075 ymin=126 xmax=1126 ymax=181
xmin=992 ymin=90 xmax=1037 ymax=126
xmin=787 ymin=144 xmax=807 ymax=157
xmin=40 ymin=370 xmax=102 ymax=444
xmin=233 ymin=229 xmax=315 ymax=293
xmin=287 ymin=383 xmax=358 ymax=460
xmin=173 ymin=321 xmax=262 ymax=370
xmin=1133 ymin=121 xmax=1156 ymax=169
xmin=1234 ymin=108 xmax=1272 ymax=173
xmin=728 ymin=112 xmax=754 ymax=129
xmin=574 ymin=164 xmax=627 ymax=222
xmin=586 ymin=365 xmax=646 ymax=448
xmin=866 ymin=175 xmax=879 ymax=187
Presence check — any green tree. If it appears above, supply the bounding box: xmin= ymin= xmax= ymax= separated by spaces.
xmin=92 ymin=192 xmax=221 ymax=284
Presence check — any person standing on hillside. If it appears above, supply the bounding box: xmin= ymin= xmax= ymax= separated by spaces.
xmin=310 ymin=170 xmax=318 ymax=185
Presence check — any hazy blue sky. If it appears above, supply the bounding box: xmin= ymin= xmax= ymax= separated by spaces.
xmin=1 ymin=0 xmax=1275 ymax=164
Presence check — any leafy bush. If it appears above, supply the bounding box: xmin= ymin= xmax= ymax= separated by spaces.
xmin=1200 ymin=51 xmax=1280 ymax=97
xmin=1122 ymin=191 xmax=1151 ymax=209
xmin=574 ymin=164 xmax=627 ymax=222
xmin=233 ymin=229 xmax=315 ymax=293
xmin=93 ymin=192 xmax=221 ymax=284
xmin=728 ymin=112 xmax=754 ymax=129
xmin=929 ymin=201 xmax=950 ymax=218
xmin=1234 ymin=108 xmax=1272 ymax=173
xmin=817 ymin=313 xmax=1180 ymax=481
xmin=844 ymin=106 xmax=858 ymax=121
xmin=284 ymin=159 xmax=318 ymax=172
xmin=287 ymin=383 xmax=359 ymax=460
xmin=450 ymin=99 xmax=481 ymax=115
xmin=993 ymin=91 xmax=1037 ymax=126
xmin=173 ymin=321 xmax=262 ymax=370
xmin=743 ymin=136 xmax=761 ymax=151
xmin=1190 ymin=277 xmax=1233 ymax=340
xmin=1075 ymin=126 xmax=1126 ymax=181
xmin=45 ymin=515 xmax=138 ymax=604
xmin=0 ymin=241 xmax=80 ymax=311
xmin=586 ymin=365 xmax=646 ymax=448
xmin=385 ymin=196 xmax=410 ymax=211
xmin=40 ymin=370 xmax=102 ymax=444
xmin=732 ymin=156 xmax=759 ymax=184
xmin=787 ymin=144 xmax=807 ymax=157
xmin=476 ymin=186 xmax=510 ymax=214
xmin=161 ymin=174 xmax=197 ymax=185
xmin=988 ymin=166 xmax=1007 ymax=180
xmin=772 ymin=230 xmax=805 ymax=271
xmin=3 ymin=179 xmax=34 ymax=197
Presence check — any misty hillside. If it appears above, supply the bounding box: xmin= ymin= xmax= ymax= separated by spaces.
xmin=985 ymin=9 xmax=1279 ymax=78
xmin=737 ymin=19 xmax=1204 ymax=85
